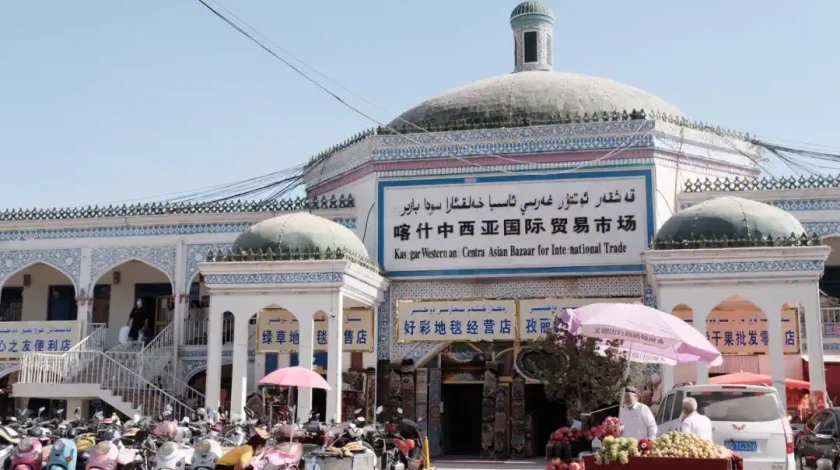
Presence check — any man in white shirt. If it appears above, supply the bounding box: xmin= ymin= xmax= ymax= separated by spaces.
xmin=680 ymin=397 xmax=713 ymax=441
xmin=618 ymin=387 xmax=657 ymax=440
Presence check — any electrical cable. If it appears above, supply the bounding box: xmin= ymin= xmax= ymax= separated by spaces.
xmin=194 ymin=0 xmax=654 ymax=181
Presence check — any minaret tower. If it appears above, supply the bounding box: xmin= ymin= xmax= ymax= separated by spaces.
xmin=510 ymin=0 xmax=556 ymax=73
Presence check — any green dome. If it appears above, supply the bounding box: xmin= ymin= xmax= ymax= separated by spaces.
xmin=655 ymin=196 xmax=806 ymax=243
xmin=510 ymin=0 xmax=555 ymax=21
xmin=233 ymin=212 xmax=369 ymax=259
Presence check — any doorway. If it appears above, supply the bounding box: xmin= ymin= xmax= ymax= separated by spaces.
xmin=442 ymin=383 xmax=483 ymax=456
xmin=526 ymin=384 xmax=566 ymax=456
xmin=47 ymin=286 xmax=77 ymax=321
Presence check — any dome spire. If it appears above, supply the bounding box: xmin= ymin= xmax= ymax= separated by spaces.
xmin=510 ymin=0 xmax=555 ymax=73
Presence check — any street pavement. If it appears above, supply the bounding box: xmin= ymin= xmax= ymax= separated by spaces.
xmin=432 ymin=461 xmax=546 ymax=470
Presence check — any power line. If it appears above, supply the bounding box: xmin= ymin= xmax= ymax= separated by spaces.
xmin=194 ymin=0 xmax=654 ymax=180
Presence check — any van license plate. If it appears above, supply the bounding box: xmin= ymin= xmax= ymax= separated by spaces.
xmin=724 ymin=440 xmax=757 ymax=452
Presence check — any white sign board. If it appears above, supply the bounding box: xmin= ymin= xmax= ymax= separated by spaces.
xmin=0 ymin=321 xmax=81 ymax=358
xmin=397 ymin=299 xmax=517 ymax=342
xmin=379 ymin=171 xmax=651 ymax=277
xmin=518 ymin=298 xmax=642 ymax=341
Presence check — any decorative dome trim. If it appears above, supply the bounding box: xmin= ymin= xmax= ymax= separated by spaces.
xmin=231 ymin=212 xmax=370 ymax=262
xmin=653 ymin=196 xmax=811 ymax=249
xmin=510 ymin=0 xmax=555 ymax=20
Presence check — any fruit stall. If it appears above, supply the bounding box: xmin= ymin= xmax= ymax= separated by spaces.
xmin=546 ymin=430 xmax=743 ymax=470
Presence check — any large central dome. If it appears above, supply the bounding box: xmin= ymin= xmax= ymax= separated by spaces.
xmin=390 ymin=1 xmax=683 ymax=129
xmin=390 ymin=71 xmax=684 ymax=128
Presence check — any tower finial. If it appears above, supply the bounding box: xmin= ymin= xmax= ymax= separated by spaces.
xmin=510 ymin=1 xmax=555 ymax=73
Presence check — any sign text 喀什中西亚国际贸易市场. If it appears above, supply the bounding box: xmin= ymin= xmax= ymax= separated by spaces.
xmin=379 ymin=171 xmax=652 ymax=277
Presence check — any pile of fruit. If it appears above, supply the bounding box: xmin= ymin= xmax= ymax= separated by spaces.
xmin=593 ymin=436 xmax=640 ymax=465
xmin=645 ymin=432 xmax=732 ymax=459
xmin=548 ymin=417 xmax=622 ymax=445
xmin=546 ymin=458 xmax=586 ymax=470
xmin=593 ymin=432 xmax=733 ymax=465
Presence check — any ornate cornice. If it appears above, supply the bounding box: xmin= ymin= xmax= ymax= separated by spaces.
xmin=0 ymin=195 xmax=355 ymax=223
xmin=651 ymin=259 xmax=825 ymax=275
xmin=685 ymin=175 xmax=840 ymax=193
xmin=205 ymin=246 xmax=381 ymax=275
xmin=650 ymin=233 xmax=821 ymax=250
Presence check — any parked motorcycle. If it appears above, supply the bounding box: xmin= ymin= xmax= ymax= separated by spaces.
xmin=152 ymin=442 xmax=188 ymax=470
xmin=11 ymin=438 xmax=44 ymax=470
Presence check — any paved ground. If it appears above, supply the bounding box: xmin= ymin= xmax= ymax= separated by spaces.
xmin=432 ymin=461 xmax=546 ymax=470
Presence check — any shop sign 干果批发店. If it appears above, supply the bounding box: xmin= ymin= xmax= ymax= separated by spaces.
xmin=379 ymin=171 xmax=651 ymax=277
xmin=672 ymin=307 xmax=800 ymax=355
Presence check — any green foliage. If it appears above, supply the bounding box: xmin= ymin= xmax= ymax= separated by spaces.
xmin=529 ymin=321 xmax=630 ymax=422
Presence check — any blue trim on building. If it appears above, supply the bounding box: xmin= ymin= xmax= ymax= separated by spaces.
xmin=377 ymin=168 xmax=655 ymax=278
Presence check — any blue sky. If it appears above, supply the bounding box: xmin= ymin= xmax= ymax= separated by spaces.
xmin=2 ymin=0 xmax=839 ymax=209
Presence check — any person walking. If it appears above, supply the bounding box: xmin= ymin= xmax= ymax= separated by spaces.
xmin=619 ymin=387 xmax=657 ymax=440
xmin=680 ymin=397 xmax=713 ymax=441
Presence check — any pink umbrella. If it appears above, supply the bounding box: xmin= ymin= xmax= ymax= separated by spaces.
xmin=259 ymin=366 xmax=332 ymax=389
xmin=259 ymin=367 xmax=331 ymax=426
xmin=562 ymin=303 xmax=723 ymax=366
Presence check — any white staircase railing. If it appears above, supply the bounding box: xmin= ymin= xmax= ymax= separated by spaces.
xmin=19 ymin=349 xmax=194 ymax=419
xmin=183 ymin=316 xmax=234 ymax=346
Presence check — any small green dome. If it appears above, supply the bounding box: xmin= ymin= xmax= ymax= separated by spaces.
xmin=510 ymin=0 xmax=555 ymax=21
xmin=655 ymin=196 xmax=806 ymax=243
xmin=233 ymin=212 xmax=369 ymax=259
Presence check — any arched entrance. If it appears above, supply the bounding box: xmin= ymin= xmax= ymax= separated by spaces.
xmin=89 ymin=259 xmax=174 ymax=347
xmin=1 ymin=262 xmax=78 ymax=322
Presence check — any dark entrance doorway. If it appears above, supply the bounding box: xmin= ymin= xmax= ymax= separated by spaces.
xmin=442 ymin=383 xmax=482 ymax=456
xmin=526 ymin=384 xmax=566 ymax=456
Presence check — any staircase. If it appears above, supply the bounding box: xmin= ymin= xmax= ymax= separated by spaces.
xmin=16 ymin=323 xmax=196 ymax=419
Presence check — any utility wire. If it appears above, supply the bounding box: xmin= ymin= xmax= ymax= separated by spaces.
xmin=194 ymin=0 xmax=654 ymax=180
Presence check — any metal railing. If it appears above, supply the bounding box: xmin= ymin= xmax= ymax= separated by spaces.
xmin=19 ymin=350 xmax=194 ymax=419
xmin=182 ymin=316 xmax=235 ymax=346
xmin=0 ymin=303 xmax=22 ymax=322
xmin=822 ymin=307 xmax=840 ymax=324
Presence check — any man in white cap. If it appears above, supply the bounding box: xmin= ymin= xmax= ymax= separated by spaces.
xmin=680 ymin=397 xmax=713 ymax=441
xmin=618 ymin=386 xmax=657 ymax=440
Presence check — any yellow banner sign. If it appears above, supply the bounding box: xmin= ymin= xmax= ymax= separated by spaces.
xmin=257 ymin=309 xmax=374 ymax=353
xmin=0 ymin=321 xmax=81 ymax=358
xmin=672 ymin=308 xmax=799 ymax=355
xmin=397 ymin=299 xmax=517 ymax=342
xmin=518 ymin=298 xmax=642 ymax=341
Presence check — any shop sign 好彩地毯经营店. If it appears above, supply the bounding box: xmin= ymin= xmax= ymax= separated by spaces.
xmin=397 ymin=298 xmax=640 ymax=342
xmin=398 ymin=300 xmax=517 ymax=342
xmin=0 ymin=321 xmax=81 ymax=358
xmin=380 ymin=172 xmax=651 ymax=276
xmin=257 ymin=308 xmax=374 ymax=353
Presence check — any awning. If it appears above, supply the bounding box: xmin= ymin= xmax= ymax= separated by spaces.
xmin=801 ymin=354 xmax=840 ymax=364
xmin=709 ymin=371 xmax=810 ymax=390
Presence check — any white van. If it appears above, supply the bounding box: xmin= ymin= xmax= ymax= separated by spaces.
xmin=655 ymin=384 xmax=795 ymax=470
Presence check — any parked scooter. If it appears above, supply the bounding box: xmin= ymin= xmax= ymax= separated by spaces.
xmin=152 ymin=442 xmax=188 ymax=470
xmin=11 ymin=438 xmax=44 ymax=470
xmin=46 ymin=439 xmax=76 ymax=470
xmin=189 ymin=439 xmax=221 ymax=470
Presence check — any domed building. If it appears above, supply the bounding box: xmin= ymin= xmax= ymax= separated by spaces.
xmin=0 ymin=0 xmax=836 ymax=460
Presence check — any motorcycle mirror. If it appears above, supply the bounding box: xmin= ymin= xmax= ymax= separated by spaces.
xmin=37 ymin=407 xmax=45 ymax=416
xmin=134 ymin=414 xmax=140 ymax=423
xmin=357 ymin=417 xmax=365 ymax=423
xmin=397 ymin=408 xmax=403 ymax=414
xmin=56 ymin=409 xmax=64 ymax=416
xmin=182 ymin=417 xmax=190 ymax=424
xmin=375 ymin=406 xmax=383 ymax=415
xmin=354 ymin=408 xmax=363 ymax=415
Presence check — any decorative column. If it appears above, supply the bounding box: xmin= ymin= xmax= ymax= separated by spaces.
xmin=802 ymin=292 xmax=826 ymax=393
xmin=172 ymin=242 xmax=187 ymax=375
xmin=230 ymin=311 xmax=252 ymax=421
xmin=691 ymin=298 xmax=717 ymax=386
xmin=756 ymin=297 xmax=788 ymax=405
xmin=78 ymin=248 xmax=93 ymax=333
xmin=656 ymin=288 xmax=681 ymax=393
xmin=205 ymin=297 xmax=225 ymax=412
xmin=326 ymin=292 xmax=345 ymax=423
xmin=296 ymin=310 xmax=315 ymax=421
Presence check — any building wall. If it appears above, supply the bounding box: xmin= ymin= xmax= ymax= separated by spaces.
xmin=4 ymin=264 xmax=76 ymax=322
